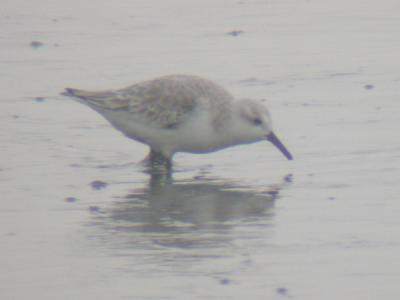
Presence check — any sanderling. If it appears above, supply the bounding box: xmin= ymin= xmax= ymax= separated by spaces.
xmin=62 ymin=74 xmax=292 ymax=168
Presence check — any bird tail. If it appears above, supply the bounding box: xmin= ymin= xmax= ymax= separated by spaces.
xmin=61 ymin=87 xmax=127 ymax=110
xmin=61 ymin=88 xmax=91 ymax=100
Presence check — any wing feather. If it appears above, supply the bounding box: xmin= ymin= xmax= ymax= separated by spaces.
xmin=63 ymin=75 xmax=233 ymax=129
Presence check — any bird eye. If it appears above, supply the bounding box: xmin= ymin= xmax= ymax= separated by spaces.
xmin=253 ymin=118 xmax=262 ymax=126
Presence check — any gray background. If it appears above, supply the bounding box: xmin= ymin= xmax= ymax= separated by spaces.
xmin=1 ymin=0 xmax=400 ymax=299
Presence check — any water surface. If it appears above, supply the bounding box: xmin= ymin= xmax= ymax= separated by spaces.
xmin=1 ymin=0 xmax=400 ymax=299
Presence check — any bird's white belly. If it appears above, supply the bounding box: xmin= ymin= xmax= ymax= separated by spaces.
xmin=151 ymin=113 xmax=225 ymax=154
xmin=100 ymin=109 xmax=226 ymax=156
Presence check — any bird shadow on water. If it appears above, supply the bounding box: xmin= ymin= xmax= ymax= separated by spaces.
xmin=87 ymin=165 xmax=292 ymax=252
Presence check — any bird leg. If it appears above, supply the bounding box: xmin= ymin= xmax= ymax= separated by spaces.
xmin=144 ymin=149 xmax=172 ymax=171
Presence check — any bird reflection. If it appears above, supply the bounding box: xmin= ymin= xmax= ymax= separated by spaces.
xmin=87 ymin=170 xmax=292 ymax=252
xmin=102 ymin=170 xmax=290 ymax=231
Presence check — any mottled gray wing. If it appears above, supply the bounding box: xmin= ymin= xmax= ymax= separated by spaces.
xmin=63 ymin=88 xmax=131 ymax=109
xmin=64 ymin=75 xmax=233 ymax=129
xmin=123 ymin=76 xmax=200 ymax=129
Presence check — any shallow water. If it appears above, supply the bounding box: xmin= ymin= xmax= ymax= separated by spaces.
xmin=2 ymin=0 xmax=400 ymax=299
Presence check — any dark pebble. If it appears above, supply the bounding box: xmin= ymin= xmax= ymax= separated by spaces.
xmin=34 ymin=97 xmax=45 ymax=102
xmin=364 ymin=84 xmax=374 ymax=90
xmin=65 ymin=197 xmax=78 ymax=203
xmin=90 ymin=180 xmax=108 ymax=190
xmin=219 ymin=278 xmax=231 ymax=285
xmin=89 ymin=206 xmax=102 ymax=213
xmin=284 ymin=174 xmax=293 ymax=183
xmin=30 ymin=41 xmax=44 ymax=48
xmin=276 ymin=287 xmax=288 ymax=295
xmin=226 ymin=30 xmax=244 ymax=36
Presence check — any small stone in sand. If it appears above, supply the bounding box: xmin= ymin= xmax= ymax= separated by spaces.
xmin=276 ymin=287 xmax=288 ymax=296
xmin=219 ymin=278 xmax=231 ymax=285
xmin=35 ymin=97 xmax=45 ymax=102
xmin=89 ymin=206 xmax=102 ymax=213
xmin=226 ymin=30 xmax=244 ymax=36
xmin=30 ymin=41 xmax=44 ymax=49
xmin=90 ymin=180 xmax=108 ymax=190
xmin=65 ymin=197 xmax=78 ymax=203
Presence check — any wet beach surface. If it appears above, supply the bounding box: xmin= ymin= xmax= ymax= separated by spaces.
xmin=1 ymin=0 xmax=400 ymax=299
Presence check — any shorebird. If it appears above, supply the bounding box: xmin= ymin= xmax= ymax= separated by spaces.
xmin=62 ymin=75 xmax=292 ymax=168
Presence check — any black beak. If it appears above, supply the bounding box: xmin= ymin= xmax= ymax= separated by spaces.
xmin=266 ymin=132 xmax=293 ymax=160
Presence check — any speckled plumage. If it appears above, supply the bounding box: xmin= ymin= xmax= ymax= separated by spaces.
xmin=63 ymin=74 xmax=292 ymax=168
xmin=66 ymin=75 xmax=232 ymax=130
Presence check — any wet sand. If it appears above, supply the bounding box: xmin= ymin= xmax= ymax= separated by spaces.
xmin=1 ymin=0 xmax=400 ymax=299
